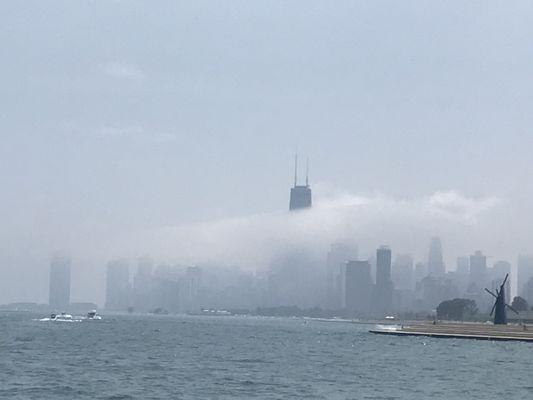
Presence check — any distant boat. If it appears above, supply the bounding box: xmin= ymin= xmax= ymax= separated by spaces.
xmin=39 ymin=312 xmax=75 ymax=322
xmin=86 ymin=310 xmax=102 ymax=320
xmin=200 ymin=309 xmax=231 ymax=316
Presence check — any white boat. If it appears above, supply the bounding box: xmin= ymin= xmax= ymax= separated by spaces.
xmin=39 ymin=312 xmax=75 ymax=322
xmin=52 ymin=312 xmax=74 ymax=321
xmin=86 ymin=310 xmax=102 ymax=320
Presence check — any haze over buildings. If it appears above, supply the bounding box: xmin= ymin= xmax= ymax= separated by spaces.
xmin=48 ymin=255 xmax=71 ymax=311
xmin=2 ymin=1 xmax=533 ymax=307
xmin=34 ymin=171 xmax=533 ymax=319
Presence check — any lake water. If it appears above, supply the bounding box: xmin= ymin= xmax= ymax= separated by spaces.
xmin=1 ymin=312 xmax=532 ymax=399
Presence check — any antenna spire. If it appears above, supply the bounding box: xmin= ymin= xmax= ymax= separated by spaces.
xmin=305 ymin=157 xmax=309 ymax=186
xmin=294 ymin=153 xmax=298 ymax=187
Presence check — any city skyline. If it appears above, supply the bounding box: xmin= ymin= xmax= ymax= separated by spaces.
xmin=16 ymin=223 xmax=533 ymax=317
xmin=2 ymin=163 xmax=533 ymax=307
xmin=33 ymin=235 xmax=533 ymax=321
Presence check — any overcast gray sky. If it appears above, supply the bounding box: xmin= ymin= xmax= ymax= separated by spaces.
xmin=2 ymin=1 xmax=533 ymax=304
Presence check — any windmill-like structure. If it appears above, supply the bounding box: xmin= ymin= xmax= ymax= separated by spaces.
xmin=484 ymin=274 xmax=518 ymax=325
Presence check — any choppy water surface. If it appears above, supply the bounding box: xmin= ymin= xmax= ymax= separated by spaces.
xmin=1 ymin=312 xmax=532 ymax=399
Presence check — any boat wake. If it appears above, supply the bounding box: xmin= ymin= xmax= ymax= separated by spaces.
xmin=374 ymin=324 xmax=401 ymax=331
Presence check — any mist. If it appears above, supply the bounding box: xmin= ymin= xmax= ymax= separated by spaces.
xmin=2 ymin=183 xmax=528 ymax=306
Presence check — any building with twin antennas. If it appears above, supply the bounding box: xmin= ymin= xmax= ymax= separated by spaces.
xmin=289 ymin=154 xmax=312 ymax=211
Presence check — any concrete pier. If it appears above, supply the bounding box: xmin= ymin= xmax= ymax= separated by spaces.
xmin=370 ymin=322 xmax=533 ymax=342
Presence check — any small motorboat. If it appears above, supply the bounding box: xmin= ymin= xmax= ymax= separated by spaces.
xmin=86 ymin=310 xmax=102 ymax=320
xmin=48 ymin=312 xmax=74 ymax=321
xmin=38 ymin=312 xmax=83 ymax=322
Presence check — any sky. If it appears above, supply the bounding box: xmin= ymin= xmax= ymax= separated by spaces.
xmin=2 ymin=1 xmax=533 ymax=304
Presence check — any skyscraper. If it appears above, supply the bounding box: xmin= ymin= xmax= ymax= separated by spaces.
xmin=492 ymin=260 xmax=511 ymax=279
xmin=392 ymin=254 xmax=414 ymax=291
xmin=469 ymin=250 xmax=487 ymax=288
xmin=491 ymin=260 xmax=511 ymax=305
xmin=518 ymin=255 xmax=533 ymax=298
xmin=326 ymin=242 xmax=358 ymax=309
xmin=427 ymin=237 xmax=445 ymax=277
xmin=105 ymin=259 xmax=131 ymax=311
xmin=454 ymin=256 xmax=470 ymax=294
xmin=344 ymin=260 xmax=372 ymax=315
xmin=49 ymin=255 xmax=71 ymax=310
xmin=289 ymin=154 xmax=312 ymax=211
xmin=180 ymin=266 xmax=202 ymax=313
xmin=524 ymin=277 xmax=533 ymax=305
xmin=456 ymin=256 xmax=469 ymax=275
xmin=374 ymin=246 xmax=393 ymax=314
xmin=133 ymin=256 xmax=153 ymax=312
xmin=268 ymin=249 xmax=321 ymax=308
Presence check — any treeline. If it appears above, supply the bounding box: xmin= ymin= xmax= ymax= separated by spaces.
xmin=436 ymin=296 xmax=533 ymax=322
xmin=436 ymin=298 xmax=478 ymax=321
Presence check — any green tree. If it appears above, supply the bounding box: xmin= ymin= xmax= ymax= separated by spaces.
xmin=511 ymin=296 xmax=529 ymax=312
xmin=437 ymin=298 xmax=478 ymax=321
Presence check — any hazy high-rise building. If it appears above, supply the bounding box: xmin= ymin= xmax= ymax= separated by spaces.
xmin=518 ymin=255 xmax=533 ymax=298
xmin=105 ymin=259 xmax=131 ymax=311
xmin=456 ymin=257 xmax=469 ymax=275
xmin=492 ymin=260 xmax=511 ymax=279
xmin=268 ymin=249 xmax=322 ymax=308
xmin=151 ymin=265 xmax=181 ymax=312
xmin=49 ymin=255 xmax=71 ymax=310
xmin=326 ymin=242 xmax=358 ymax=309
xmin=428 ymin=237 xmax=445 ymax=277
xmin=414 ymin=262 xmax=427 ymax=284
xmin=374 ymin=246 xmax=393 ymax=314
xmin=134 ymin=256 xmax=153 ymax=291
xmin=344 ymin=260 xmax=372 ymax=315
xmin=469 ymin=250 xmax=487 ymax=289
xmin=524 ymin=277 xmax=533 ymax=305
xmin=180 ymin=266 xmax=202 ymax=313
xmin=392 ymin=254 xmax=414 ymax=291
xmin=418 ymin=275 xmax=460 ymax=311
xmin=289 ymin=155 xmax=312 ymax=211
xmin=133 ymin=256 xmax=153 ymax=311
xmin=490 ymin=262 xmax=511 ymax=305
xmin=452 ymin=256 xmax=470 ymax=294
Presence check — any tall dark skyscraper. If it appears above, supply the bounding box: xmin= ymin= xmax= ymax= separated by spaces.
xmin=344 ymin=260 xmax=372 ymax=315
xmin=428 ymin=237 xmax=445 ymax=277
xmin=49 ymin=255 xmax=71 ymax=310
xmin=289 ymin=154 xmax=312 ymax=211
xmin=374 ymin=246 xmax=393 ymax=314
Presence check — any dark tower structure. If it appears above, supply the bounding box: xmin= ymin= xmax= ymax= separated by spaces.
xmin=289 ymin=154 xmax=312 ymax=211
xmin=374 ymin=246 xmax=393 ymax=315
xmin=485 ymin=274 xmax=518 ymax=325
xmin=345 ymin=260 xmax=372 ymax=315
